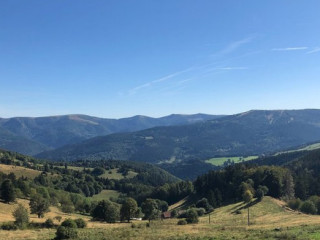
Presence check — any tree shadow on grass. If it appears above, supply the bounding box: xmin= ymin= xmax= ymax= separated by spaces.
xmin=231 ymin=199 xmax=260 ymax=214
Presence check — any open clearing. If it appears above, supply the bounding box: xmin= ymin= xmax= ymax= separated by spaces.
xmin=89 ymin=190 xmax=120 ymax=201
xmin=205 ymin=156 xmax=258 ymax=166
xmin=98 ymin=168 xmax=138 ymax=180
xmin=2 ymin=197 xmax=320 ymax=239
xmin=0 ymin=164 xmax=41 ymax=179
xmin=276 ymin=142 xmax=320 ymax=155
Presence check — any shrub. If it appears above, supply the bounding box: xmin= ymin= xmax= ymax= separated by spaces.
xmin=185 ymin=209 xmax=199 ymax=224
xmin=171 ymin=209 xmax=177 ymax=218
xmin=177 ymin=219 xmax=187 ymax=225
xmin=54 ymin=216 xmax=62 ymax=222
xmin=55 ymin=226 xmax=78 ymax=239
xmin=44 ymin=218 xmax=55 ymax=228
xmin=12 ymin=204 xmax=29 ymax=229
xmin=243 ymin=190 xmax=253 ymax=203
xmin=74 ymin=218 xmax=86 ymax=228
xmin=61 ymin=218 xmax=77 ymax=228
xmin=288 ymin=198 xmax=302 ymax=210
xmin=196 ymin=198 xmax=213 ymax=212
xmin=1 ymin=222 xmax=18 ymax=230
xmin=195 ymin=208 xmax=206 ymax=216
xmin=300 ymin=201 xmax=317 ymax=214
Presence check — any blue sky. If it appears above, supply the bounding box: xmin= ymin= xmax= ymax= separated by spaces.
xmin=1 ymin=0 xmax=320 ymax=118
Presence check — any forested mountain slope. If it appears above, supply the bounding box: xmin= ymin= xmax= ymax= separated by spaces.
xmin=38 ymin=110 xmax=320 ymax=165
xmin=0 ymin=113 xmax=219 ymax=155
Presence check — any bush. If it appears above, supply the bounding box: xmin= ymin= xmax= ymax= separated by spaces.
xmin=56 ymin=226 xmax=78 ymax=239
xmin=288 ymin=198 xmax=302 ymax=210
xmin=196 ymin=198 xmax=213 ymax=212
xmin=74 ymin=218 xmax=86 ymax=228
xmin=177 ymin=219 xmax=187 ymax=225
xmin=44 ymin=218 xmax=55 ymax=228
xmin=12 ymin=204 xmax=29 ymax=229
xmin=300 ymin=201 xmax=317 ymax=214
xmin=195 ymin=208 xmax=206 ymax=216
xmin=1 ymin=222 xmax=18 ymax=230
xmin=61 ymin=218 xmax=77 ymax=228
xmin=54 ymin=216 xmax=62 ymax=222
xmin=171 ymin=209 xmax=177 ymax=218
xmin=185 ymin=209 xmax=199 ymax=224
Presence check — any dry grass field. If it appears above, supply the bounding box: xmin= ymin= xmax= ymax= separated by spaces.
xmin=0 ymin=164 xmax=41 ymax=179
xmin=2 ymin=197 xmax=320 ymax=239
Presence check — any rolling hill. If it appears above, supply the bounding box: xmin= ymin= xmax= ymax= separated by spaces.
xmin=0 ymin=113 xmax=220 ymax=155
xmin=37 ymin=109 xmax=320 ymax=165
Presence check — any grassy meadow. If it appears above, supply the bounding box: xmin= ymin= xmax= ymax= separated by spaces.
xmin=98 ymin=168 xmax=138 ymax=180
xmin=2 ymin=197 xmax=320 ymax=239
xmin=0 ymin=164 xmax=41 ymax=179
xmin=205 ymin=156 xmax=258 ymax=166
xmin=89 ymin=189 xmax=120 ymax=201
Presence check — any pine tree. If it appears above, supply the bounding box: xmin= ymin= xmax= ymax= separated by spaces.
xmin=1 ymin=179 xmax=16 ymax=203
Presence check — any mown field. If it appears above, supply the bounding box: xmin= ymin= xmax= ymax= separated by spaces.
xmin=2 ymin=197 xmax=320 ymax=239
xmin=205 ymin=156 xmax=258 ymax=166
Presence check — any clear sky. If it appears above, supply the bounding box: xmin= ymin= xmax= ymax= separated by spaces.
xmin=1 ymin=0 xmax=320 ymax=118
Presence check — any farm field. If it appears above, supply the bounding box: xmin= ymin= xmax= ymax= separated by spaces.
xmin=205 ymin=156 xmax=258 ymax=166
xmin=2 ymin=197 xmax=320 ymax=239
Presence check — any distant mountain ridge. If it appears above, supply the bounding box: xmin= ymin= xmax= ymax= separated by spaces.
xmin=37 ymin=109 xmax=320 ymax=166
xmin=0 ymin=113 xmax=221 ymax=155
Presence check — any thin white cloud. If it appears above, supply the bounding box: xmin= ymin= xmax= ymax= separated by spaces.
xmin=128 ymin=67 xmax=194 ymax=95
xmin=216 ymin=67 xmax=248 ymax=70
xmin=307 ymin=47 xmax=320 ymax=54
xmin=272 ymin=47 xmax=308 ymax=51
xmin=212 ymin=36 xmax=255 ymax=57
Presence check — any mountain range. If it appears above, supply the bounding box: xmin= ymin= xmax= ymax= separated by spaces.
xmin=37 ymin=109 xmax=320 ymax=166
xmin=0 ymin=113 xmax=220 ymax=155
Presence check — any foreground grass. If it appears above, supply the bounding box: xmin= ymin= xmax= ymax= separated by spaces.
xmin=205 ymin=156 xmax=258 ymax=166
xmin=3 ymin=197 xmax=320 ymax=239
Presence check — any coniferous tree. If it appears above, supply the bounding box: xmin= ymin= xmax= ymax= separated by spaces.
xmin=1 ymin=179 xmax=16 ymax=203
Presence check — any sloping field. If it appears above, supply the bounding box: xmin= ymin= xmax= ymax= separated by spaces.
xmin=2 ymin=197 xmax=320 ymax=239
xmin=0 ymin=164 xmax=41 ymax=179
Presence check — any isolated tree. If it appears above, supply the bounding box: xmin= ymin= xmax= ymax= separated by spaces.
xmin=29 ymin=194 xmax=50 ymax=218
xmin=196 ymin=198 xmax=213 ymax=212
xmin=13 ymin=204 xmax=29 ymax=228
xmin=185 ymin=208 xmax=199 ymax=224
xmin=243 ymin=190 xmax=253 ymax=203
xmin=120 ymin=197 xmax=138 ymax=222
xmin=300 ymin=200 xmax=317 ymax=214
xmin=91 ymin=200 xmax=120 ymax=223
xmin=256 ymin=185 xmax=269 ymax=201
xmin=141 ymin=199 xmax=160 ymax=222
xmin=1 ymin=179 xmax=16 ymax=203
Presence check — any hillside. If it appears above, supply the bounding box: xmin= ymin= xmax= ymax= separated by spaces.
xmin=0 ymin=113 xmax=220 ymax=155
xmin=2 ymin=197 xmax=320 ymax=239
xmin=37 ymin=110 xmax=320 ymax=168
